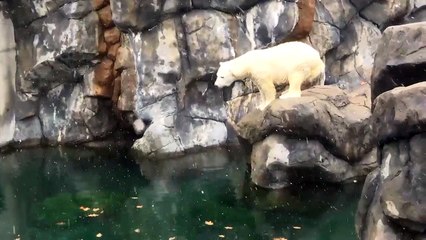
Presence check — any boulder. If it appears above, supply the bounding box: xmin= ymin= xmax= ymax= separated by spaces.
xmin=356 ymin=136 xmax=426 ymax=239
xmin=357 ymin=81 xmax=426 ymax=239
xmin=39 ymin=83 xmax=116 ymax=145
xmin=371 ymin=22 xmax=426 ymax=103
xmin=251 ymin=134 xmax=378 ymax=189
xmin=380 ymin=135 xmax=426 ymax=232
xmin=229 ymin=85 xmax=374 ymax=162
xmin=360 ymin=0 xmax=411 ymax=29
xmin=372 ymin=82 xmax=426 ymax=144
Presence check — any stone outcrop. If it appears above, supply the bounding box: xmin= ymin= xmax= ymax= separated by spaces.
xmin=3 ymin=0 xmax=124 ymax=148
xmin=356 ymin=22 xmax=426 ymax=240
xmin=356 ymin=84 xmax=426 ymax=239
xmin=227 ymin=84 xmax=378 ymax=188
xmin=371 ymin=22 xmax=426 ymax=104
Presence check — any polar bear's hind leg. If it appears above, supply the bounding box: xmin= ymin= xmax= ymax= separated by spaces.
xmin=279 ymin=72 xmax=304 ymax=99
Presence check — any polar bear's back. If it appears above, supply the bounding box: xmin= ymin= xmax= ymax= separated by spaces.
xmin=247 ymin=41 xmax=323 ymax=85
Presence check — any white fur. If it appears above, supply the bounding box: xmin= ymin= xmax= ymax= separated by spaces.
xmin=214 ymin=41 xmax=326 ymax=110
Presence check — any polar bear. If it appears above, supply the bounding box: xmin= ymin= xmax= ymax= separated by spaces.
xmin=214 ymin=41 xmax=326 ymax=110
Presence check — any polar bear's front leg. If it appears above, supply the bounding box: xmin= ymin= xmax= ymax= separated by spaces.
xmin=254 ymin=80 xmax=276 ymax=110
xmin=279 ymin=72 xmax=303 ymax=99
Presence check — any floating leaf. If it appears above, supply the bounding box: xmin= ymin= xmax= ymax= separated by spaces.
xmin=273 ymin=238 xmax=287 ymax=240
xmin=204 ymin=220 xmax=214 ymax=226
xmin=88 ymin=213 xmax=99 ymax=218
xmin=219 ymin=234 xmax=225 ymax=238
xmin=134 ymin=228 xmax=141 ymax=233
xmin=136 ymin=205 xmax=143 ymax=209
xmin=131 ymin=197 xmax=138 ymax=200
xmin=169 ymin=237 xmax=176 ymax=240
xmin=224 ymin=226 xmax=233 ymax=230
xmin=93 ymin=208 xmax=100 ymax=212
xmin=80 ymin=206 xmax=90 ymax=212
xmin=56 ymin=222 xmax=66 ymax=226
xmin=96 ymin=233 xmax=102 ymax=238
xmin=292 ymin=226 xmax=302 ymax=230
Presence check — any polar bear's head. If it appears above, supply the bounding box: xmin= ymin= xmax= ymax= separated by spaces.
xmin=214 ymin=61 xmax=237 ymax=88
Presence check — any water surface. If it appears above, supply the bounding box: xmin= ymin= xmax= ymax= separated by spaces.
xmin=0 ymin=147 xmax=362 ymax=240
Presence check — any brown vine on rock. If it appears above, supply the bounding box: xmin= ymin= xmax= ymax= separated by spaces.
xmin=284 ymin=0 xmax=316 ymax=42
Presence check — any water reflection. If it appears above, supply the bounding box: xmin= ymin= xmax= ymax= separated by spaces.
xmin=0 ymin=147 xmax=362 ymax=240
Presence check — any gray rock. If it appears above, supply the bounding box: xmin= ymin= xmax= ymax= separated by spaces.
xmin=380 ymin=134 xmax=426 ymax=232
xmin=355 ymin=169 xmax=380 ymax=239
xmin=13 ymin=116 xmax=42 ymax=147
xmin=182 ymin=10 xmax=251 ymax=78
xmin=110 ymin=0 xmax=163 ymax=31
xmin=349 ymin=0 xmax=374 ymax=10
xmin=327 ymin=16 xmax=381 ymax=90
xmin=229 ymin=85 xmax=374 ymax=161
xmin=192 ymin=0 xmax=260 ymax=13
xmin=251 ymin=134 xmax=378 ymax=189
xmin=320 ymin=0 xmax=357 ymax=29
xmin=184 ymin=81 xmax=227 ymax=122
xmin=245 ymin=0 xmax=298 ymax=48
xmin=356 ymin=136 xmax=426 ymax=239
xmin=60 ymin=1 xmax=94 ymax=19
xmin=81 ymin=97 xmax=117 ymax=138
xmin=404 ymin=6 xmax=426 ymax=23
xmin=131 ymin=92 xmax=228 ymax=159
xmin=372 ymin=82 xmax=426 ymax=143
xmin=7 ymin=0 xmax=72 ymax=27
xmin=15 ymin=9 xmax=100 ymax=94
xmin=128 ymin=19 xmax=180 ymax=108
xmin=14 ymin=92 xmax=39 ymax=121
xmin=307 ymin=0 xmax=340 ymax=57
xmin=132 ymin=94 xmax=183 ymax=158
xmin=371 ymin=22 xmax=426 ymax=102
xmin=361 ymin=0 xmax=411 ymax=29
xmin=163 ymin=0 xmax=192 ymax=14
xmin=39 ymin=83 xmax=92 ymax=144
xmin=39 ymin=83 xmax=116 ymax=145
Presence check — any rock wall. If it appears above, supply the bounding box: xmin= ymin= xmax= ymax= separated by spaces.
xmin=356 ymin=22 xmax=426 ymax=240
xmin=1 ymin=0 xmax=425 ymax=159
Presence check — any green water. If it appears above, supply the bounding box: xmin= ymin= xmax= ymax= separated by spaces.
xmin=0 ymin=147 xmax=362 ymax=240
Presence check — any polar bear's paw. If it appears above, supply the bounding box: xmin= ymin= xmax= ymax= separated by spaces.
xmin=279 ymin=91 xmax=301 ymax=99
